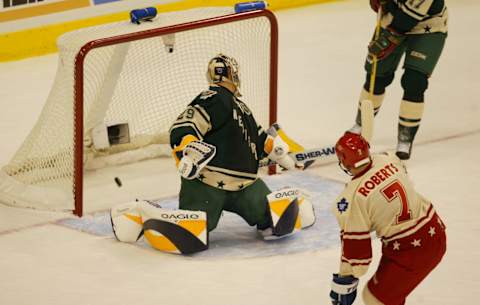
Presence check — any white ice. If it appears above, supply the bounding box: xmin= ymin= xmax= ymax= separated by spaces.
xmin=1 ymin=0 xmax=479 ymax=304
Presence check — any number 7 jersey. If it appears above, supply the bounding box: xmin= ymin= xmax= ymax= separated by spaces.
xmin=332 ymin=152 xmax=436 ymax=278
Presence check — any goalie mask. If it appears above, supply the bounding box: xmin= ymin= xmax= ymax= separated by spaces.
xmin=206 ymin=53 xmax=241 ymax=96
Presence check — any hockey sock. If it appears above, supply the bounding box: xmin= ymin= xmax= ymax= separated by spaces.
xmin=398 ymin=99 xmax=424 ymax=143
xmin=397 ymin=99 xmax=425 ymax=160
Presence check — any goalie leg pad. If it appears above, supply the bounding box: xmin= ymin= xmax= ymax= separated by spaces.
xmin=298 ymin=191 xmax=316 ymax=229
xmin=139 ymin=201 xmax=208 ymax=255
xmin=272 ymin=197 xmax=299 ymax=236
xmin=266 ymin=188 xmax=301 ymax=239
xmin=266 ymin=188 xmax=315 ymax=235
xmin=110 ymin=200 xmax=144 ymax=243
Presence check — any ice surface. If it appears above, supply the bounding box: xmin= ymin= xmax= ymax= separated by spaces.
xmin=58 ymin=172 xmax=344 ymax=259
xmin=1 ymin=1 xmax=479 ymax=304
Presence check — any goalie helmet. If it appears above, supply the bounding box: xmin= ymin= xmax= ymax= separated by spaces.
xmin=335 ymin=132 xmax=371 ymax=175
xmin=206 ymin=53 xmax=241 ymax=96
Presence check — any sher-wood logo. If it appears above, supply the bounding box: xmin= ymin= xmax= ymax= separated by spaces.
xmin=3 ymin=0 xmax=44 ymax=9
xmin=295 ymin=146 xmax=336 ymax=161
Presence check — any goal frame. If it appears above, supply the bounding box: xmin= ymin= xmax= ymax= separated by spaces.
xmin=73 ymin=9 xmax=278 ymax=217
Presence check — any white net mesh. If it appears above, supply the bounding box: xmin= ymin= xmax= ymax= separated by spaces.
xmin=0 ymin=7 xmax=275 ymax=212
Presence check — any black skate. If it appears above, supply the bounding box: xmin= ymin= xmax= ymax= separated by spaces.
xmin=396 ymin=141 xmax=412 ymax=160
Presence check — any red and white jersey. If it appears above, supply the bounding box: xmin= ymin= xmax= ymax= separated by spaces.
xmin=332 ymin=152 xmax=435 ymax=278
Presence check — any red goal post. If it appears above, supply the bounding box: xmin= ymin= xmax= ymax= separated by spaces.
xmin=0 ymin=7 xmax=278 ymax=217
xmin=71 ymin=9 xmax=278 ymax=216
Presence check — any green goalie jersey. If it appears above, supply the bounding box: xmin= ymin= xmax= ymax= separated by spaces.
xmin=170 ymin=85 xmax=268 ymax=191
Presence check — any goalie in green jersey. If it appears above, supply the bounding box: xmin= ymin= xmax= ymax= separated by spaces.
xmin=109 ymin=54 xmax=316 ymax=254
xmin=169 ymin=54 xmax=316 ymax=241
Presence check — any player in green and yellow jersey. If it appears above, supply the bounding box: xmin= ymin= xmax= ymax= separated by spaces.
xmin=169 ymin=54 xmax=315 ymax=240
xmin=350 ymin=0 xmax=448 ymax=160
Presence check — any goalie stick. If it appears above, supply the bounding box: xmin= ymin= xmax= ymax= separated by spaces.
xmin=260 ymin=144 xmax=336 ymax=168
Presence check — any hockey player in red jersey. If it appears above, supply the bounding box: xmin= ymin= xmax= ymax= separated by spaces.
xmin=329 ymin=132 xmax=446 ymax=305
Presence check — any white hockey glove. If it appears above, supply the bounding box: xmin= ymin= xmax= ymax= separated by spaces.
xmin=178 ymin=141 xmax=216 ymax=180
xmin=265 ymin=127 xmax=297 ymax=170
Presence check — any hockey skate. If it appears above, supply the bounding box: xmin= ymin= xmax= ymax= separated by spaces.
xmin=396 ymin=140 xmax=412 ymax=160
xmin=396 ymin=124 xmax=417 ymax=160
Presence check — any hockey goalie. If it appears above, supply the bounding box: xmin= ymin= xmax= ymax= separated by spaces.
xmin=110 ymin=54 xmax=315 ymax=254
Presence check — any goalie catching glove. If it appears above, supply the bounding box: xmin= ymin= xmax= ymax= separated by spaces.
xmin=176 ymin=140 xmax=216 ymax=180
xmin=264 ymin=125 xmax=299 ymax=170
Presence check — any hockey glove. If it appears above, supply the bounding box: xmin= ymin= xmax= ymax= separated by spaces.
xmin=368 ymin=27 xmax=405 ymax=62
xmin=330 ymin=274 xmax=359 ymax=305
xmin=264 ymin=135 xmax=297 ymax=170
xmin=178 ymin=141 xmax=216 ymax=180
xmin=369 ymin=0 xmax=387 ymax=13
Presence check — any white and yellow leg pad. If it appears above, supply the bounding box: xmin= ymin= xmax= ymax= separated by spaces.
xmin=266 ymin=188 xmax=300 ymax=239
xmin=265 ymin=188 xmax=315 ymax=239
xmin=139 ymin=201 xmax=208 ymax=255
xmin=297 ymin=189 xmax=316 ymax=229
xmin=264 ymin=188 xmax=315 ymax=239
xmin=110 ymin=200 xmax=144 ymax=243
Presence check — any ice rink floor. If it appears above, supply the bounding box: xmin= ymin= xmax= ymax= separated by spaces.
xmin=1 ymin=1 xmax=479 ymax=304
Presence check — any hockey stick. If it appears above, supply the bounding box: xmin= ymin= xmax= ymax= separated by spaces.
xmin=369 ymin=7 xmax=382 ymax=98
xmin=360 ymin=7 xmax=382 ymax=143
xmin=360 ymin=99 xmax=374 ymax=142
xmin=259 ymin=144 xmax=336 ymax=168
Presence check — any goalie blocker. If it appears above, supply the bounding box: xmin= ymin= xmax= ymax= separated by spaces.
xmin=111 ymin=200 xmax=208 ymax=254
xmin=172 ymin=135 xmax=216 ymax=180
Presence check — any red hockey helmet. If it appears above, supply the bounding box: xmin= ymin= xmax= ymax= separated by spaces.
xmin=335 ymin=132 xmax=371 ymax=174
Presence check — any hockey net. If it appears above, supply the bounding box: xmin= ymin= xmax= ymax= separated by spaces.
xmin=0 ymin=7 xmax=278 ymax=216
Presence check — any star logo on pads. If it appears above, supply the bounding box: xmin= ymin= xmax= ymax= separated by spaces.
xmin=337 ymin=198 xmax=349 ymax=213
